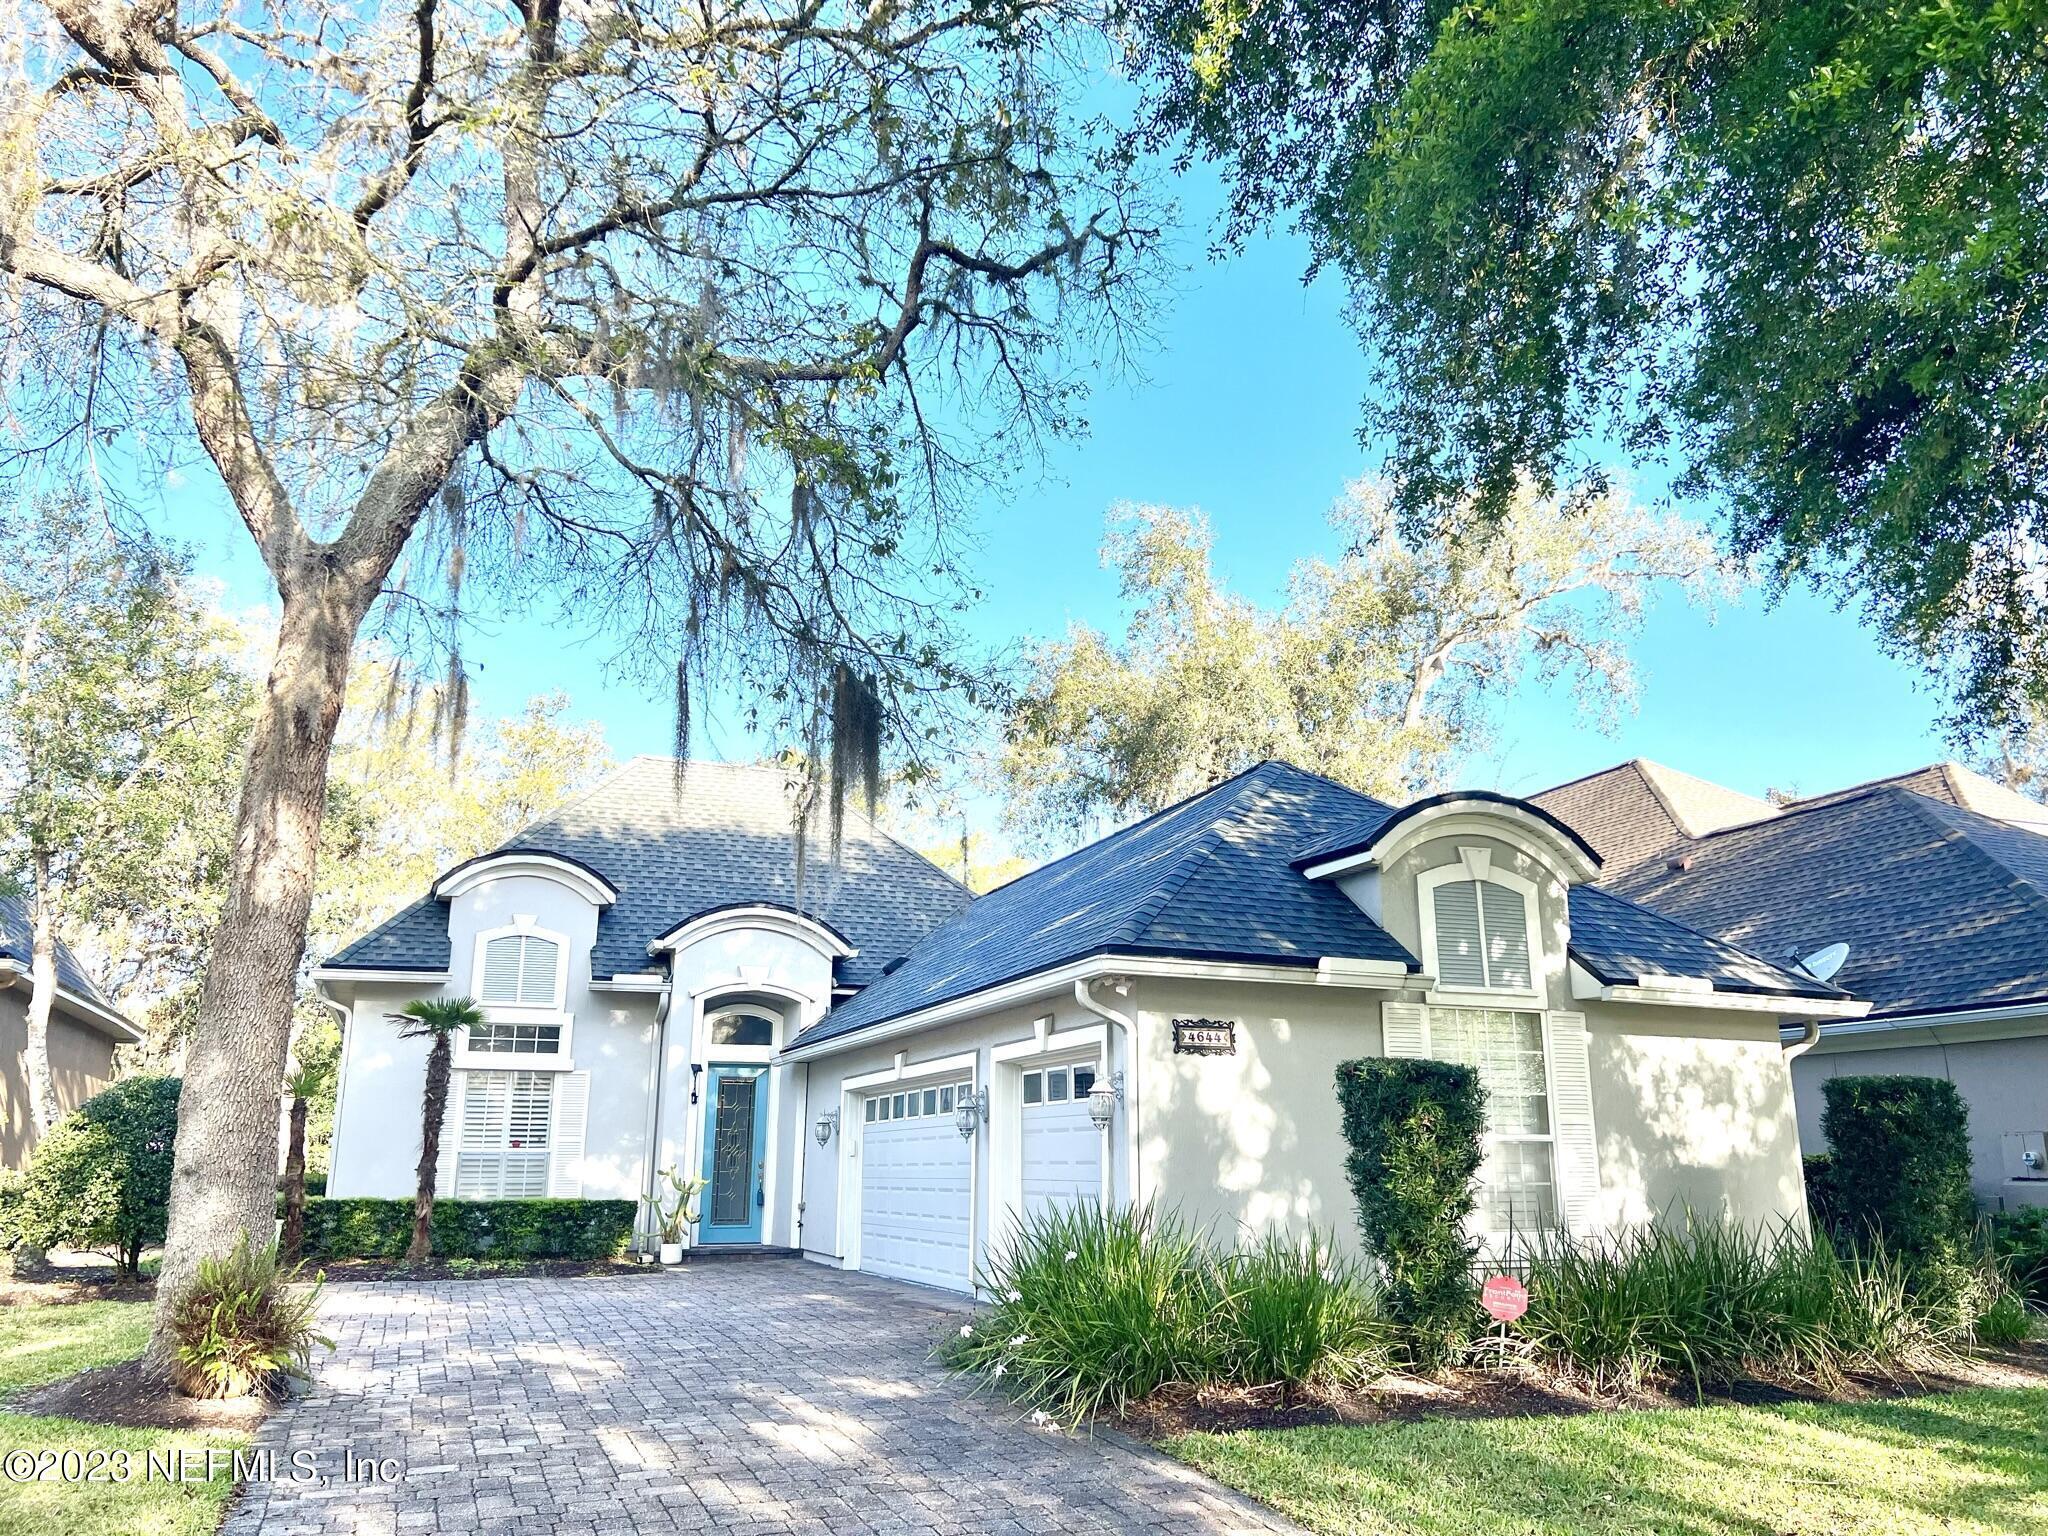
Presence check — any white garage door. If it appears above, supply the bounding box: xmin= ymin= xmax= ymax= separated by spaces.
xmin=1020 ymin=1063 xmax=1101 ymax=1227
xmin=859 ymin=1082 xmax=971 ymax=1291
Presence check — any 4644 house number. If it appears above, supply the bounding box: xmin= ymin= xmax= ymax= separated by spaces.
xmin=1171 ymin=1018 xmax=1236 ymax=1055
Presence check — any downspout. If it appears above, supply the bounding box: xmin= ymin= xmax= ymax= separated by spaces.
xmin=792 ymin=1059 xmax=811 ymax=1252
xmin=313 ymin=983 xmax=352 ymax=1189
xmin=639 ymin=984 xmax=675 ymax=1253
xmin=1781 ymin=1019 xmax=1823 ymax=1061
xmin=1073 ymin=975 xmax=1140 ymax=1211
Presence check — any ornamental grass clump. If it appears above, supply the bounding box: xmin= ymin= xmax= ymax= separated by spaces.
xmin=1514 ymin=1220 xmax=1962 ymax=1395
xmin=1215 ymin=1228 xmax=1388 ymax=1393
xmin=167 ymin=1234 xmax=333 ymax=1400
xmin=952 ymin=1203 xmax=1220 ymax=1426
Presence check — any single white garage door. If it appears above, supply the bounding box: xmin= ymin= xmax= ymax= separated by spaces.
xmin=859 ymin=1082 xmax=970 ymax=1291
xmin=1020 ymin=1063 xmax=1101 ymax=1227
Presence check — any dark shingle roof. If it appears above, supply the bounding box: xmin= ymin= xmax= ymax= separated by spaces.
xmin=1532 ymin=759 xmax=1779 ymax=869
xmin=1566 ymin=885 xmax=1847 ymax=1000
xmin=328 ymin=758 xmax=970 ymax=987
xmin=1611 ymin=787 xmax=2048 ymax=1018
xmin=0 ymin=894 xmax=109 ymax=1004
xmin=794 ymin=763 xmax=1420 ymax=1048
xmin=794 ymin=761 xmax=1833 ymax=1051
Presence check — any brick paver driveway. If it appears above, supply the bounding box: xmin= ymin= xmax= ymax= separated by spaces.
xmin=225 ymin=1259 xmax=1298 ymax=1535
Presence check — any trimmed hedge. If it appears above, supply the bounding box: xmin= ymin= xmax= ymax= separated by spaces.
xmin=299 ymin=1198 xmax=636 ymax=1261
xmin=1818 ymin=1075 xmax=1974 ymax=1264
xmin=1992 ymin=1208 xmax=2048 ymax=1305
xmin=1335 ymin=1057 xmax=1486 ymax=1367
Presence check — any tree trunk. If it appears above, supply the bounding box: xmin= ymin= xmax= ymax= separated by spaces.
xmin=281 ymin=1095 xmax=308 ymax=1261
xmin=22 ymin=851 xmax=63 ymax=1139
xmin=146 ymin=577 xmax=372 ymax=1367
xmin=409 ymin=1033 xmax=453 ymax=1263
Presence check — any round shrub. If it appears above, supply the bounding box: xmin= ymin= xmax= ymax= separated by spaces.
xmin=1335 ymin=1057 xmax=1485 ymax=1367
xmin=1818 ymin=1075 xmax=1974 ymax=1265
xmin=3 ymin=1075 xmax=179 ymax=1278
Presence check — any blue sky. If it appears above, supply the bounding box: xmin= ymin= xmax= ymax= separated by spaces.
xmin=169 ymin=162 xmax=1966 ymax=829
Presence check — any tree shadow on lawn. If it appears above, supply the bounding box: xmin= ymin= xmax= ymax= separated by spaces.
xmin=1174 ymin=1389 xmax=2048 ymax=1536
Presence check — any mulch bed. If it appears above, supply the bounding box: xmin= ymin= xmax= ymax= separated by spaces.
xmin=312 ymin=1255 xmax=658 ymax=1282
xmin=1118 ymin=1340 xmax=2048 ymax=1438
xmin=0 ymin=1276 xmax=155 ymax=1307
xmin=10 ymin=1358 xmax=277 ymax=1432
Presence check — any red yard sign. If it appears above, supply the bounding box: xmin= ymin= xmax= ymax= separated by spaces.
xmin=1481 ymin=1275 xmax=1529 ymax=1323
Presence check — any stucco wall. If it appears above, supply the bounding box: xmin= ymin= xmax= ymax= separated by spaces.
xmin=0 ymin=987 xmax=119 ymax=1168
xmin=1134 ymin=976 xmax=1383 ymax=1251
xmin=1794 ymin=1030 xmax=2048 ymax=1210
xmin=1586 ymin=1003 xmax=1807 ymax=1230
xmin=327 ymin=869 xmax=657 ymax=1201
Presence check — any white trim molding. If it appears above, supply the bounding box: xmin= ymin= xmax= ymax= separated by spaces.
xmin=649 ymin=905 xmax=855 ymax=961
xmin=310 ymin=965 xmax=451 ymax=987
xmin=778 ymin=951 xmax=1410 ymax=1064
xmin=1571 ymin=961 xmax=1871 ymax=1019
xmin=1303 ymin=801 xmax=1600 ymax=885
xmin=435 ymin=853 xmax=618 ymax=907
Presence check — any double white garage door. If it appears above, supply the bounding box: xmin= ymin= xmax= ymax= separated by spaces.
xmin=857 ymin=1064 xmax=1101 ymax=1293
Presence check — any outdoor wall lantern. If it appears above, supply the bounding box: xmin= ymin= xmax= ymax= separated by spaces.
xmin=814 ymin=1108 xmax=841 ymax=1147
xmin=1086 ymin=1070 xmax=1125 ymax=1131
xmin=954 ymin=1085 xmax=989 ymax=1140
xmin=690 ymin=1062 xmax=703 ymax=1105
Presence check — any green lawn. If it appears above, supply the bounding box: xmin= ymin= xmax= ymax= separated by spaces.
xmin=0 ymin=1302 xmax=242 ymax=1536
xmin=1166 ymin=1388 xmax=2048 ymax=1535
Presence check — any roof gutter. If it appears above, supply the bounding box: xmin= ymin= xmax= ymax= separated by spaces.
xmin=1781 ymin=1020 xmax=1823 ymax=1060
xmin=1779 ymin=997 xmax=2048 ymax=1044
xmin=776 ymin=951 xmax=1409 ymax=1065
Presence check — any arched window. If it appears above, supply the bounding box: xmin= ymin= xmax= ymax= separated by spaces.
xmin=478 ymin=929 xmax=563 ymax=1007
xmin=1428 ymin=877 xmax=1533 ymax=992
xmin=708 ymin=1011 xmax=775 ymax=1048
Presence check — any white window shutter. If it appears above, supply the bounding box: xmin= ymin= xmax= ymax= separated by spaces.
xmin=480 ymin=936 xmax=521 ymax=1002
xmin=549 ymin=1071 xmax=590 ymax=1198
xmin=1432 ymin=881 xmax=1487 ymax=987
xmin=436 ymin=1070 xmax=474 ymax=1198
xmin=1381 ymin=1001 xmax=1429 ymax=1058
xmin=1479 ymin=881 xmax=1532 ymax=990
xmin=1544 ymin=1011 xmax=1601 ymax=1235
xmin=519 ymin=935 xmax=560 ymax=1004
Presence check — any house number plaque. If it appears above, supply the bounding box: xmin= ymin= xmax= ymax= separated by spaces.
xmin=1172 ymin=1018 xmax=1236 ymax=1055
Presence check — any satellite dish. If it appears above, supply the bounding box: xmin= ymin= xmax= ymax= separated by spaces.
xmin=1800 ymin=942 xmax=1851 ymax=983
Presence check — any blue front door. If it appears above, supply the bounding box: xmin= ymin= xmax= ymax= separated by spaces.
xmin=700 ymin=1065 xmax=769 ymax=1244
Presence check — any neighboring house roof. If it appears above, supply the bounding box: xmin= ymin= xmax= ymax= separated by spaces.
xmin=1787 ymin=761 xmax=2048 ymax=830
xmin=0 ymin=894 xmax=111 ymax=1004
xmin=1531 ymin=759 xmax=1778 ymax=869
xmin=794 ymin=761 xmax=1837 ymax=1052
xmin=328 ymin=757 xmax=970 ymax=987
xmin=1609 ymin=787 xmax=2048 ymax=1020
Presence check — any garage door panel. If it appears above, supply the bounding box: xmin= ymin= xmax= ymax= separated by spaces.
xmin=860 ymin=1110 xmax=970 ymax=1291
xmin=1022 ymin=1098 xmax=1100 ymax=1227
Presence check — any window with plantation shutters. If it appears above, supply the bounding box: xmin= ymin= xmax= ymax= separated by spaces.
xmin=454 ymin=1070 xmax=554 ymax=1198
xmin=1426 ymin=1007 xmax=1558 ymax=1232
xmin=477 ymin=931 xmax=562 ymax=1007
xmin=1429 ymin=877 xmax=1534 ymax=992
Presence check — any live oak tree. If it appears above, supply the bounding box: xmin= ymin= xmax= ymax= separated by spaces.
xmin=1127 ymin=0 xmax=2048 ymax=735
xmin=0 ymin=502 xmax=250 ymax=1138
xmin=2 ymin=0 xmax=1157 ymax=1352
xmin=1002 ymin=483 xmax=1719 ymax=840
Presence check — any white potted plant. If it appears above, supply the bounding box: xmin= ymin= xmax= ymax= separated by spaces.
xmin=655 ymin=1166 xmax=708 ymax=1265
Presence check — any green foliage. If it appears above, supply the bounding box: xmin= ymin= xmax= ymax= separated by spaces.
xmin=952 ymin=1205 xmax=1387 ymax=1426
xmin=0 ymin=499 xmax=255 ymax=1055
xmin=1818 ymin=1076 xmax=1975 ymax=1265
xmin=1801 ymin=1154 xmax=1839 ymax=1236
xmin=1513 ymin=1221 xmax=1958 ymax=1395
xmin=298 ymin=1198 xmax=636 ymax=1261
xmin=1974 ymin=1288 xmax=2037 ymax=1347
xmin=392 ymin=996 xmax=485 ymax=1039
xmin=166 ymin=1235 xmax=332 ymax=1400
xmin=1334 ymin=1058 xmax=1485 ymax=1367
xmin=1215 ymin=1229 xmax=1390 ymax=1393
xmin=1991 ymin=1208 xmax=2048 ymax=1305
xmin=1002 ymin=493 xmax=1717 ymax=837
xmin=4 ymin=1076 xmax=179 ymax=1278
xmin=1128 ymin=0 xmax=2048 ymax=732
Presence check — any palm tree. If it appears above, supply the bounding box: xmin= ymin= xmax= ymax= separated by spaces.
xmin=390 ymin=997 xmax=484 ymax=1263
xmin=279 ymin=1059 xmax=325 ymax=1260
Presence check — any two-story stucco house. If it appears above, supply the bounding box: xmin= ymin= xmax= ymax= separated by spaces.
xmin=0 ymin=896 xmax=141 ymax=1166
xmin=319 ymin=757 xmax=1865 ymax=1292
